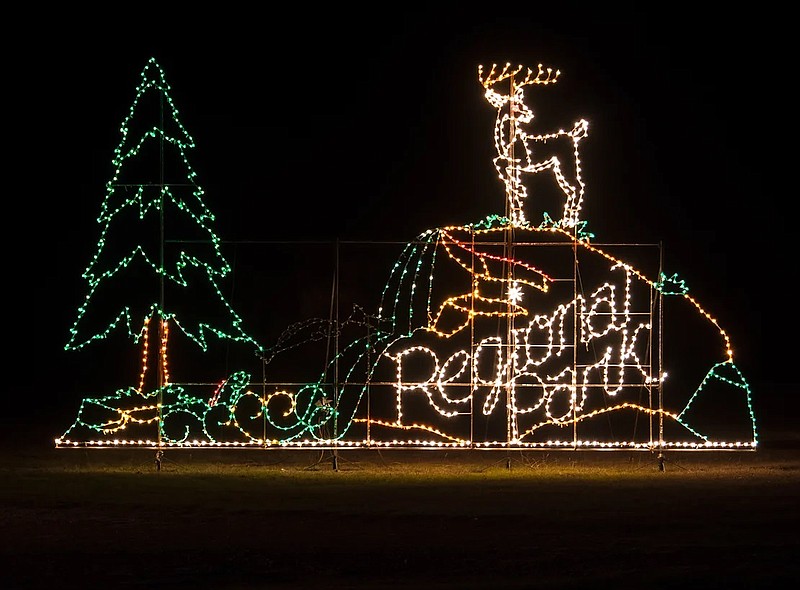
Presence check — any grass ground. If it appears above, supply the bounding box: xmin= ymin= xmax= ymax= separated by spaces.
xmin=2 ymin=445 xmax=799 ymax=589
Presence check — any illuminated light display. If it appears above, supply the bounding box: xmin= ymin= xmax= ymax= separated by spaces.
xmin=56 ymin=59 xmax=757 ymax=451
xmin=478 ymin=63 xmax=588 ymax=229
xmin=58 ymin=58 xmax=264 ymax=446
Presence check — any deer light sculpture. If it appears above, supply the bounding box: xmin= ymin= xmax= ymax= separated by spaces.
xmin=479 ymin=63 xmax=589 ymax=229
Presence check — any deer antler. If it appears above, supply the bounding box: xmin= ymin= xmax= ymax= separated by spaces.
xmin=478 ymin=63 xmax=560 ymax=90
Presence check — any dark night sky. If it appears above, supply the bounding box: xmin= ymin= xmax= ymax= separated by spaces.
xmin=14 ymin=6 xmax=796 ymax=446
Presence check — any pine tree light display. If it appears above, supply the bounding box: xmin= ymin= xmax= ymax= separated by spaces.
xmin=59 ymin=58 xmax=263 ymax=447
xmin=56 ymin=60 xmax=758 ymax=452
